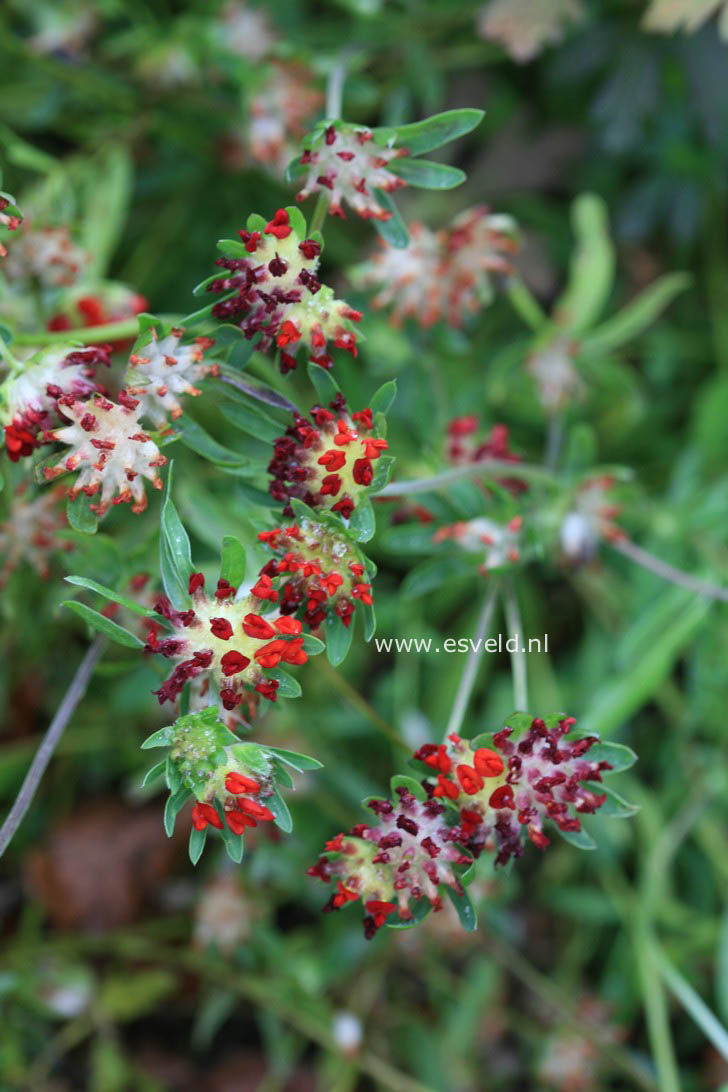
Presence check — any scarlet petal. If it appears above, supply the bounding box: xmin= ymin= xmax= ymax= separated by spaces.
xmin=220 ymin=650 xmax=250 ymax=676
xmin=226 ymin=809 xmax=256 ymax=834
xmin=456 ymin=763 xmax=484 ymax=795
xmin=189 ymin=572 xmax=205 ymax=594
xmin=237 ymin=797 xmax=275 ymax=821
xmin=242 ymin=613 xmax=276 ymax=640
xmin=274 ymin=616 xmax=303 ymax=635
xmin=473 ymin=747 xmax=505 ymax=778
xmin=192 ymin=802 xmax=223 ymax=831
xmin=210 ymin=617 xmax=233 ymax=640
xmin=225 ymin=771 xmax=261 ymax=795
xmin=489 ymin=784 xmax=515 ymax=810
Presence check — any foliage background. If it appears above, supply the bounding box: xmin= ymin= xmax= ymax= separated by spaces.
xmin=1 ymin=1 xmax=728 ymax=1089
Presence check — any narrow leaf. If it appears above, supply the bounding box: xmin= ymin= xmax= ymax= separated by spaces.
xmin=62 ymin=601 xmax=143 ymax=648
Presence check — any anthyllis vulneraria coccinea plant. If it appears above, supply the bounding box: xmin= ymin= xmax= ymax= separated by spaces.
xmin=8 ymin=105 xmax=701 ymax=944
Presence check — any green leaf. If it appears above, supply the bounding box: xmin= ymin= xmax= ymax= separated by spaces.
xmin=160 ymin=462 xmax=193 ymax=610
xmin=219 ymin=402 xmax=282 ymax=443
xmin=263 ymin=746 xmax=323 ymax=772
xmin=369 ymin=379 xmax=397 ymax=417
xmin=188 ymin=826 xmax=207 ymax=864
xmin=372 ymin=190 xmax=409 ymax=248
xmin=580 ymin=272 xmax=691 ymax=357
xmin=557 ymin=825 xmax=597 ymax=850
xmin=388 ymin=158 xmax=466 ymax=190
xmin=401 ymin=556 xmax=473 ymax=599
xmin=302 ymin=633 xmax=326 ymax=655
xmin=306 ymin=361 xmax=340 ymax=405
xmin=325 ymin=612 xmax=354 ymax=667
xmin=369 ymin=455 xmax=395 ymax=494
xmin=362 ymin=602 xmax=376 ymax=641
xmin=267 ymin=786 xmax=293 ymax=833
xmin=220 ymin=822 xmax=245 ymax=862
xmin=141 ymin=726 xmax=172 ymax=750
xmin=62 ymin=601 xmax=143 ymax=648
xmin=386 ymin=897 xmax=432 ymax=929
xmin=389 ymin=108 xmax=485 ymax=156
xmin=246 ymin=213 xmax=268 ymax=233
xmin=220 ymin=535 xmax=246 ymax=587
xmin=285 ymin=205 xmax=307 ymax=238
xmin=66 ymin=493 xmax=98 ymax=535
xmin=587 ymin=740 xmax=638 ymax=773
xmin=268 ymin=668 xmax=302 ymax=698
xmin=272 ymin=760 xmax=294 ymax=788
xmin=445 ymin=885 xmax=478 ymax=932
xmin=142 ymin=760 xmax=166 ymax=787
xmin=554 ymin=193 xmax=615 ymax=336
xmin=586 ymin=782 xmax=640 ymax=819
xmin=176 ymin=415 xmax=247 ymax=467
xmin=390 ymin=774 xmax=426 ymax=801
xmin=166 ymin=756 xmax=182 ymax=792
xmin=64 ymin=576 xmax=157 ymax=617
xmin=164 ymin=788 xmax=191 ymax=837
xmin=349 ymin=497 xmax=376 ymax=543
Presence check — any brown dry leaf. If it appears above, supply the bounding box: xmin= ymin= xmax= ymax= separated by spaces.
xmin=24 ymin=799 xmax=187 ymax=929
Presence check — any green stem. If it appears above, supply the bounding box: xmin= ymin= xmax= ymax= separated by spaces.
xmin=309 ymin=191 xmax=329 ymax=235
xmin=503 ymin=578 xmax=528 ymax=711
xmin=657 ymin=949 xmax=728 ymax=1062
xmin=506 ymin=274 xmax=547 ymax=331
xmin=12 ymin=317 xmax=142 ymax=347
xmin=445 ymin=583 xmax=500 ymax=739
xmin=378 ymin=457 xmax=557 ymax=497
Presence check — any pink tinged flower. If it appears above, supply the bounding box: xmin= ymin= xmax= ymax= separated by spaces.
xmin=2 ymin=224 xmax=89 ymax=287
xmin=267 ymin=393 xmax=387 ymax=518
xmin=477 ymin=0 xmax=585 ymax=63
xmin=1 ymin=346 xmax=109 ymax=456
xmin=308 ymin=786 xmax=470 ymax=938
xmin=0 ymin=486 xmax=70 ymax=587
xmin=207 ymin=207 xmax=360 ymax=372
xmin=124 ymin=328 xmax=218 ymax=426
xmin=41 ymin=393 xmax=167 ymax=516
xmin=296 ymin=124 xmax=408 ymax=221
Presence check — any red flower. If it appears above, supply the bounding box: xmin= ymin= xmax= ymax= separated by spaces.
xmin=192 ymin=802 xmax=224 ymax=831
xmin=220 ymin=650 xmax=251 ymax=676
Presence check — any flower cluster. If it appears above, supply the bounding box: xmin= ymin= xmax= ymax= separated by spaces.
xmin=559 ymin=477 xmax=622 ymax=564
xmin=1 ymin=345 xmax=110 ymax=461
xmin=207 ymin=207 xmax=361 ymax=371
xmin=416 ymin=717 xmax=611 ymax=864
xmin=256 ymin=519 xmax=373 ymax=628
xmin=0 ymin=486 xmax=70 ymax=586
xmin=2 ymin=225 xmax=88 ymax=287
xmin=477 ymin=0 xmax=585 ymax=62
xmin=354 ymin=206 xmax=518 ymax=327
xmin=42 ymin=392 xmax=167 ymax=515
xmin=295 ymin=124 xmax=408 ymax=221
xmin=146 ymin=569 xmax=309 ymax=710
xmin=434 ymin=515 xmax=523 ymax=570
xmin=268 ymin=394 xmax=389 ymax=518
xmin=47 ymin=285 xmax=148 ymax=344
xmin=526 ymin=335 xmax=584 ymax=413
xmin=247 ymin=64 xmax=323 ymax=174
xmin=446 ymin=417 xmax=528 ymax=496
xmin=308 ymin=786 xmax=470 ymax=938
xmin=158 ymin=707 xmax=276 ymax=838
xmin=124 ymin=328 xmax=218 ymax=425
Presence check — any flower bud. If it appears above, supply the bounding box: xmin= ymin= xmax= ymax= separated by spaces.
xmin=296 ymin=123 xmax=408 ymax=221
xmin=124 ymin=328 xmax=218 ymax=426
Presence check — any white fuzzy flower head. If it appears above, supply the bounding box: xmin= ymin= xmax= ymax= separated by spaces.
xmin=215 ymin=1 xmax=276 ymax=60
xmin=247 ymin=65 xmax=323 ymax=174
xmin=0 ymin=487 xmax=70 ymax=586
xmin=43 ymin=393 xmax=167 ymax=516
xmin=477 ymin=0 xmax=584 ymax=62
xmin=434 ymin=515 xmax=523 ymax=570
xmin=560 ymin=477 xmax=621 ymax=564
xmin=2 ymin=226 xmax=88 ymax=287
xmin=1 ymin=346 xmax=106 ymax=432
xmin=352 ymin=223 xmax=443 ymax=326
xmin=124 ymin=329 xmax=218 ymax=426
xmin=296 ymin=124 xmax=408 ymax=221
xmin=527 ymin=335 xmax=584 ymax=413
xmin=353 ymin=207 xmax=519 ymax=328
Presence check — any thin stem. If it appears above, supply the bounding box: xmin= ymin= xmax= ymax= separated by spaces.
xmin=445 ymin=583 xmax=500 ymax=740
xmin=12 ymin=317 xmax=142 ymax=347
xmin=657 ymin=950 xmax=728 ymax=1062
xmin=506 ymin=274 xmax=547 ymax=331
xmin=218 ymin=371 xmax=299 ymax=413
xmin=317 ymin=658 xmax=408 ymax=752
xmin=611 ymin=537 xmax=728 ymax=604
xmin=634 ymin=925 xmax=682 ymax=1092
xmin=378 ymin=458 xmax=556 ymax=498
xmin=503 ymin=578 xmax=528 ymax=711
xmin=544 ymin=412 xmax=564 ymax=469
xmin=326 ymin=53 xmax=349 ymax=119
xmin=0 ymin=637 xmax=104 ymax=857
xmin=309 ymin=191 xmax=329 ymax=235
